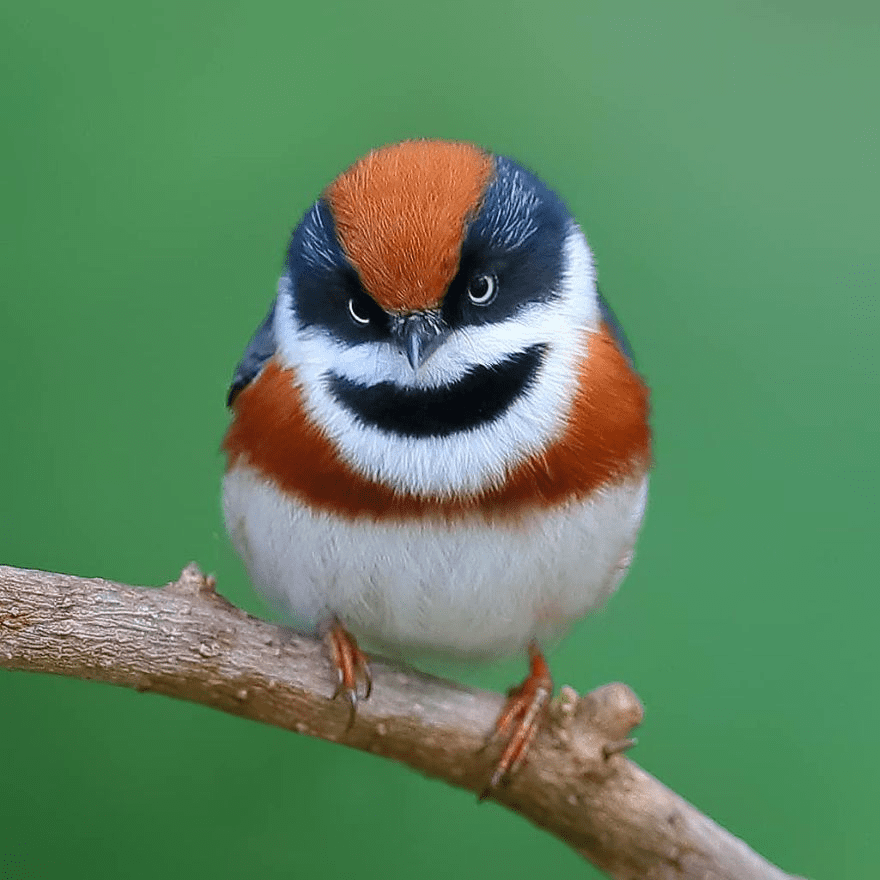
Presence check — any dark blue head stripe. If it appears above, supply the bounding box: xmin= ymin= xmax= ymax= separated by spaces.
xmin=285 ymin=198 xmax=393 ymax=345
xmin=444 ymin=156 xmax=571 ymax=325
xmin=287 ymin=199 xmax=348 ymax=278
xmin=466 ymin=156 xmax=571 ymax=254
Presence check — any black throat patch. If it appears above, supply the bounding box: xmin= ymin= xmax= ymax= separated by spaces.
xmin=326 ymin=344 xmax=547 ymax=438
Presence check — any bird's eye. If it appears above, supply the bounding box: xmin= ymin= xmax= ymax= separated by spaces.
xmin=348 ymin=297 xmax=371 ymax=325
xmin=467 ymin=273 xmax=497 ymax=306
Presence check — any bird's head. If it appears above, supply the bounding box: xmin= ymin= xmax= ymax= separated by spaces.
xmin=233 ymin=140 xmax=631 ymax=498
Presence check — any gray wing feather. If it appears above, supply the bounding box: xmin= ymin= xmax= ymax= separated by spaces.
xmin=227 ymin=301 xmax=277 ymax=406
xmin=596 ymin=289 xmax=636 ymax=365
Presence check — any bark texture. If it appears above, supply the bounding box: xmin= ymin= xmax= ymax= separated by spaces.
xmin=0 ymin=563 xmax=803 ymax=880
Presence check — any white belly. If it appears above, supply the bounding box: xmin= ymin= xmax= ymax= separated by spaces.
xmin=223 ymin=465 xmax=648 ymax=660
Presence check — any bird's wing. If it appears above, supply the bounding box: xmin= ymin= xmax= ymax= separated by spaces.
xmin=596 ymin=288 xmax=636 ymax=365
xmin=227 ymin=301 xmax=277 ymax=406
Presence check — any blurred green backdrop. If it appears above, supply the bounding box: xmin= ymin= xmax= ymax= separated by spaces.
xmin=1 ymin=1 xmax=877 ymax=878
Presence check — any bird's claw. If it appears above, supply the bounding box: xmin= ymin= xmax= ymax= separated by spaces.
xmin=480 ymin=642 xmax=553 ymax=799
xmin=323 ymin=619 xmax=372 ymax=729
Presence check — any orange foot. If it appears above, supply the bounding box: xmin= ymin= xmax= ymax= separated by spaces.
xmin=481 ymin=642 xmax=553 ymax=799
xmin=322 ymin=618 xmax=372 ymax=728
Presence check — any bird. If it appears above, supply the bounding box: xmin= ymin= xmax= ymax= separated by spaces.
xmin=221 ymin=139 xmax=651 ymax=795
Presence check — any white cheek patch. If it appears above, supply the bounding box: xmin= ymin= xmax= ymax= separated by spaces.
xmin=274 ymin=229 xmax=601 ymax=497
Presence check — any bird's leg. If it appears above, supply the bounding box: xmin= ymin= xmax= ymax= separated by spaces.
xmin=481 ymin=641 xmax=553 ymax=799
xmin=321 ymin=617 xmax=372 ymax=729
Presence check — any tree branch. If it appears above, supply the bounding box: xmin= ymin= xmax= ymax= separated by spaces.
xmin=0 ymin=563 xmax=801 ymax=880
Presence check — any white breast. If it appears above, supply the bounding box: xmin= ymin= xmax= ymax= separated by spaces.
xmin=223 ymin=464 xmax=648 ymax=660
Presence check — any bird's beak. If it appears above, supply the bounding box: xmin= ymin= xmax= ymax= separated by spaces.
xmin=393 ymin=313 xmax=449 ymax=371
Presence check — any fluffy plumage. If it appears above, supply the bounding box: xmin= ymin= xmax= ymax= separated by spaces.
xmin=222 ymin=139 xmax=651 ymax=661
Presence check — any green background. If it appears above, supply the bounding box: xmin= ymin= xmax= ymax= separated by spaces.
xmin=1 ymin=2 xmax=877 ymax=878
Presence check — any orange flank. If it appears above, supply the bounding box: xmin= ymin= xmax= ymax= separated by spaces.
xmin=222 ymin=324 xmax=651 ymax=521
